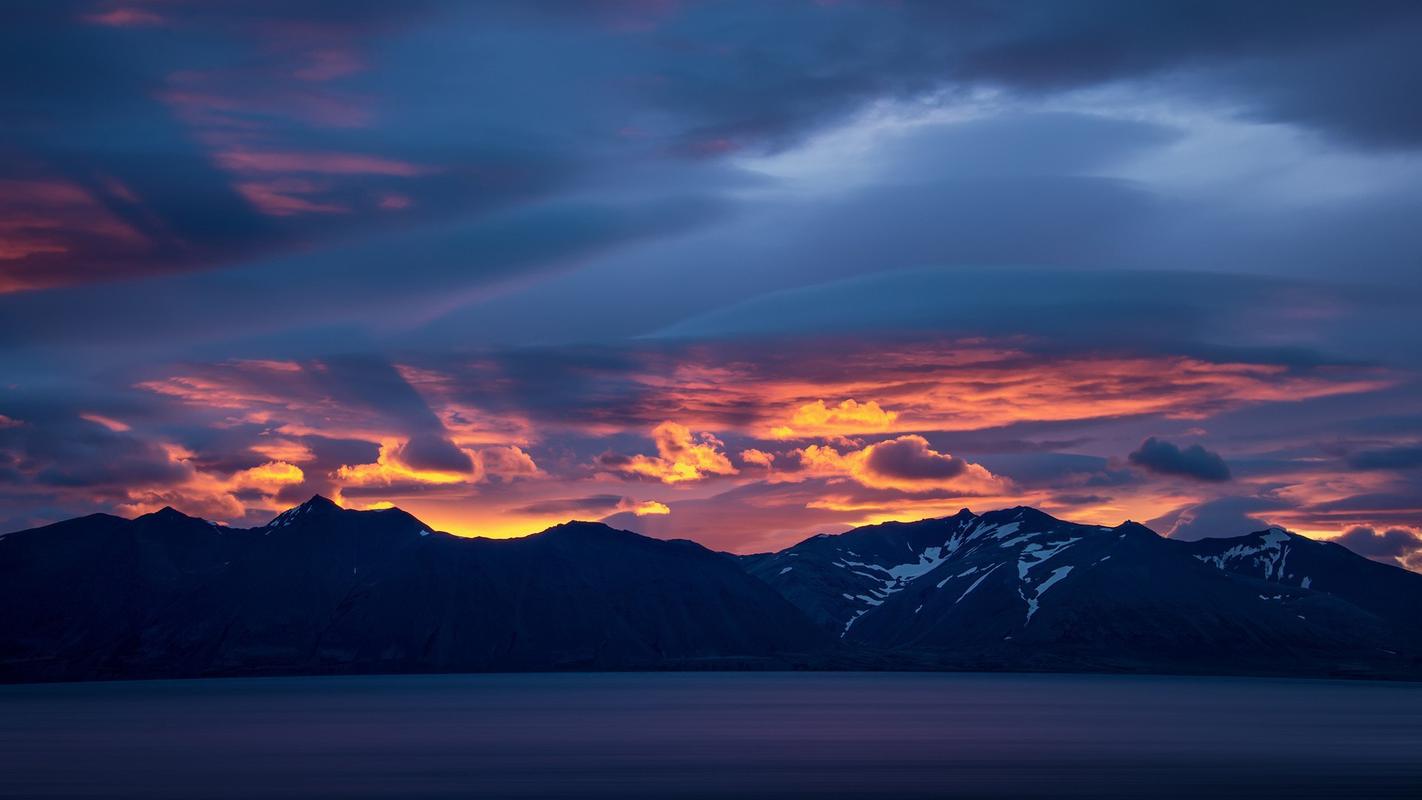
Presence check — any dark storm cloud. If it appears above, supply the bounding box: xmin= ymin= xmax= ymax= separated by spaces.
xmin=1128 ymin=438 xmax=1232 ymax=482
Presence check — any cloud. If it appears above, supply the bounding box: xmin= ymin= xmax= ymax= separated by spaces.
xmin=335 ymin=440 xmax=469 ymax=488
xmin=6 ymin=2 xmax=1422 ymax=549
xmin=626 ymin=499 xmax=670 ymax=517
xmin=1128 ymin=437 xmax=1232 ymax=482
xmin=513 ymin=494 xmax=665 ymax=519
xmin=739 ymin=448 xmax=775 ymax=469
xmin=771 ymin=399 xmax=898 ymax=439
xmin=863 ymin=435 xmax=972 ymax=481
xmin=1149 ymin=496 xmax=1287 ymax=541
xmin=473 ymin=445 xmax=541 ymax=483
xmin=797 ymin=435 xmax=1007 ymax=494
xmin=1332 ymin=525 xmax=1422 ymax=571
xmin=395 ymin=433 xmax=474 ymax=475
xmin=612 ymin=421 xmax=738 ymax=484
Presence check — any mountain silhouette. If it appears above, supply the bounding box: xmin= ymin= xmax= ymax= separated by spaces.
xmin=1 ymin=499 xmax=1418 ymax=683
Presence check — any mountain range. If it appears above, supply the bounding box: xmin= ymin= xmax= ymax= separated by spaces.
xmin=1 ymin=497 xmax=1418 ymax=683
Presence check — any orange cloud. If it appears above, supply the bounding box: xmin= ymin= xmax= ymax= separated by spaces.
xmin=234 ymin=461 xmax=306 ymax=489
xmin=625 ymin=345 xmax=1391 ymax=436
xmin=138 ymin=374 xmax=289 ymax=410
xmin=796 ymin=435 xmax=1009 ymax=494
xmin=115 ymin=448 xmax=305 ymax=522
xmin=336 ymin=440 xmax=542 ymax=489
xmin=770 ymin=398 xmax=898 ymax=439
xmin=617 ymin=421 xmax=738 ymax=484
xmin=624 ymin=499 xmax=671 ymax=516
xmin=250 ymin=438 xmax=317 ymax=463
xmin=337 ymin=439 xmax=471 ymax=487
xmin=740 ymin=448 xmax=776 ymax=468
xmin=474 ymin=445 xmax=542 ymax=482
xmin=107 ymin=339 xmax=1405 ymax=549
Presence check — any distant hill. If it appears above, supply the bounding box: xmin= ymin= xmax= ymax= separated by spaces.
xmin=2 ymin=499 xmax=1419 ymax=683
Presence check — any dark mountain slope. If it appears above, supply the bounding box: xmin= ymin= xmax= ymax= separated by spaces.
xmin=749 ymin=508 xmax=1422 ymax=678
xmin=1179 ymin=527 xmax=1422 ymax=636
xmin=0 ymin=498 xmax=824 ymax=683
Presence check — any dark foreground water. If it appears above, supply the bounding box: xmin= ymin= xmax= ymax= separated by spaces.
xmin=1 ymin=672 xmax=1419 ymax=799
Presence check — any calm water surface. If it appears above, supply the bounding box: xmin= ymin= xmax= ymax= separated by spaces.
xmin=1 ymin=672 xmax=1419 ymax=799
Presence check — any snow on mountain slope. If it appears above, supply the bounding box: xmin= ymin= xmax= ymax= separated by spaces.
xmin=1178 ymin=527 xmax=1422 ymax=638
xmin=745 ymin=507 xmax=1112 ymax=636
xmin=746 ymin=508 xmax=1422 ymax=676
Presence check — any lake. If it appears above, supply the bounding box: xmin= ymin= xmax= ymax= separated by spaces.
xmin=1 ymin=672 xmax=1419 ymax=798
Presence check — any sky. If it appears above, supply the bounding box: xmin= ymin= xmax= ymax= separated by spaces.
xmin=2 ymin=1 xmax=1421 ymax=569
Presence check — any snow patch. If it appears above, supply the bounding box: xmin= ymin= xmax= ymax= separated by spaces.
xmin=956 ymin=563 xmax=1002 ymax=605
xmin=1020 ymin=565 xmax=1075 ymax=624
xmin=990 ymin=522 xmax=1022 ymax=539
xmin=1016 ymin=538 xmax=1080 ymax=579
xmin=841 ymin=609 xmax=869 ymax=637
xmin=1195 ymin=529 xmax=1293 ymax=582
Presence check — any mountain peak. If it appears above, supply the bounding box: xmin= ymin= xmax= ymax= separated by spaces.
xmin=140 ymin=506 xmax=197 ymax=523
xmin=544 ymin=520 xmax=622 ymax=536
xmin=980 ymin=506 xmax=1063 ymax=528
xmin=1243 ymin=526 xmax=1300 ymax=546
xmin=265 ymin=495 xmax=344 ymax=528
xmin=300 ymin=494 xmax=341 ymax=512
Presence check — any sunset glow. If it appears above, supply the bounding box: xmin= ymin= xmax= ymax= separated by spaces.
xmin=1 ymin=1 xmax=1419 ymax=574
